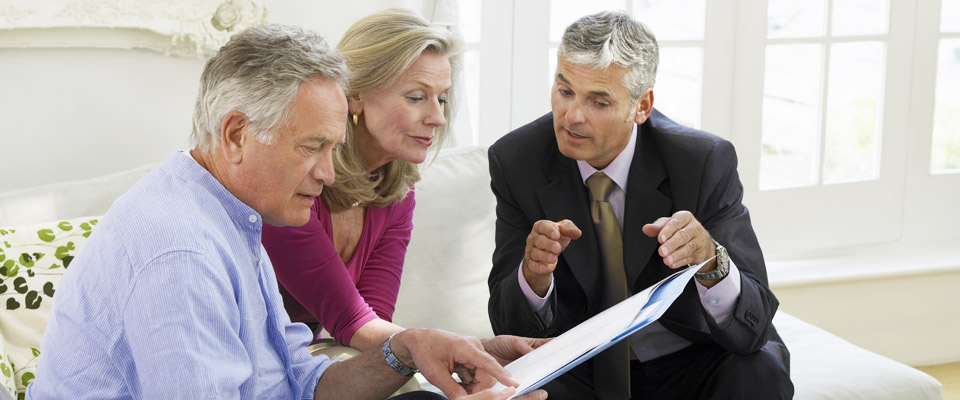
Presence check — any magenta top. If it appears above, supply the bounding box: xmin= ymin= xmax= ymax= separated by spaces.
xmin=261 ymin=190 xmax=415 ymax=345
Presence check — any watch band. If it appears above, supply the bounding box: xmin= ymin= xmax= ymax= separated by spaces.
xmin=382 ymin=333 xmax=417 ymax=377
xmin=695 ymin=239 xmax=729 ymax=281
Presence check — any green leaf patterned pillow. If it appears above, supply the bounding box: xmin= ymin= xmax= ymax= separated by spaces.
xmin=0 ymin=215 xmax=100 ymax=399
xmin=0 ymin=332 xmax=14 ymax=400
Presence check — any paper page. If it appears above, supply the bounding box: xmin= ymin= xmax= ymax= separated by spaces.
xmin=494 ymin=259 xmax=710 ymax=397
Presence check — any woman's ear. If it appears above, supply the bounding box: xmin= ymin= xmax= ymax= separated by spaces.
xmin=347 ymin=93 xmax=363 ymax=115
xmin=218 ymin=111 xmax=249 ymax=164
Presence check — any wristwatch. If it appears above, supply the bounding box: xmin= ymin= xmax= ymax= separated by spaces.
xmin=695 ymin=239 xmax=729 ymax=281
xmin=382 ymin=333 xmax=418 ymax=377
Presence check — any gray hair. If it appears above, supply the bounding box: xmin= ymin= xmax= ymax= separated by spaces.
xmin=558 ymin=10 xmax=659 ymax=100
xmin=190 ymin=24 xmax=349 ymax=151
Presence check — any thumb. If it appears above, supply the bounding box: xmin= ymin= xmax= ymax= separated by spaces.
xmin=420 ymin=362 xmax=469 ymax=399
xmin=456 ymin=386 xmax=517 ymax=400
xmin=530 ymin=337 xmax=552 ymax=349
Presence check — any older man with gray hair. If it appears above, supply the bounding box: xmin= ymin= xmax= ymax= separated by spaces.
xmin=29 ymin=24 xmax=544 ymax=400
xmin=488 ymin=11 xmax=794 ymax=399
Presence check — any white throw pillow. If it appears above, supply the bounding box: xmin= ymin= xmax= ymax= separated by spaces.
xmin=394 ymin=146 xmax=497 ymax=338
xmin=0 ymin=215 xmax=100 ymax=399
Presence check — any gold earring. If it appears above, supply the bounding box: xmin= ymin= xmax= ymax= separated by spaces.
xmin=351 ymin=113 xmax=359 ymax=126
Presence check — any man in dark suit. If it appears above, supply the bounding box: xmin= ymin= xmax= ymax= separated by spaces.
xmin=487 ymin=11 xmax=794 ymax=399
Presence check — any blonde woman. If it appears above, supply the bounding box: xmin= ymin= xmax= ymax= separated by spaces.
xmin=261 ymin=9 xmax=546 ymax=392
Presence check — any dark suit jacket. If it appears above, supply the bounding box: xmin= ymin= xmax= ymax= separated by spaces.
xmin=487 ymin=110 xmax=785 ymax=359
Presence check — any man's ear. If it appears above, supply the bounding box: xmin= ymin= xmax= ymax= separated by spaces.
xmin=634 ymin=89 xmax=654 ymax=125
xmin=219 ymin=111 xmax=249 ymax=164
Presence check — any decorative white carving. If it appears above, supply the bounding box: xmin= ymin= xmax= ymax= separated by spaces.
xmin=0 ymin=0 xmax=268 ymax=58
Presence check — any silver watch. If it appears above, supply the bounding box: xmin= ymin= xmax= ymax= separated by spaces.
xmin=695 ymin=239 xmax=729 ymax=281
xmin=382 ymin=333 xmax=417 ymax=377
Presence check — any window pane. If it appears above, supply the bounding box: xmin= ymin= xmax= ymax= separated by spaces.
xmin=654 ymin=47 xmax=702 ymax=128
xmin=458 ymin=0 xmax=482 ymax=43
xmin=831 ymin=0 xmax=888 ymax=36
xmin=631 ymin=0 xmax=705 ymax=40
xmin=761 ymin=44 xmax=822 ymax=190
xmin=549 ymin=47 xmax=559 ymax=88
xmin=550 ymin=0 xmax=628 ymax=42
xmin=768 ymin=0 xmax=826 ymax=38
xmin=464 ymin=50 xmax=481 ymax=145
xmin=931 ymin=39 xmax=960 ymax=173
xmin=943 ymin=0 xmax=960 ymax=32
xmin=823 ymin=42 xmax=884 ymax=183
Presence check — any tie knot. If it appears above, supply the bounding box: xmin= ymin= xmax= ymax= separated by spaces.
xmin=586 ymin=172 xmax=616 ymax=202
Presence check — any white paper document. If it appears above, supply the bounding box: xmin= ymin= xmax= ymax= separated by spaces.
xmin=494 ymin=260 xmax=708 ymax=398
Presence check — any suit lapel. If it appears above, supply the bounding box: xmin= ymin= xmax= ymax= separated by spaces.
xmin=622 ymin=122 xmax=672 ymax=289
xmin=536 ymin=146 xmax=601 ymax=305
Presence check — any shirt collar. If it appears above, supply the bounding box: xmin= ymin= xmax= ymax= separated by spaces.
xmin=576 ymin=123 xmax=638 ymax=192
xmin=167 ymin=150 xmax=263 ymax=232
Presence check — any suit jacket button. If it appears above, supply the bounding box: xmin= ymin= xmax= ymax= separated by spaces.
xmin=745 ymin=311 xmax=759 ymax=326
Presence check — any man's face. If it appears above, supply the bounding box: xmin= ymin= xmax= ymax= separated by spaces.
xmin=551 ymin=58 xmax=644 ymax=169
xmin=237 ymin=79 xmax=347 ymax=227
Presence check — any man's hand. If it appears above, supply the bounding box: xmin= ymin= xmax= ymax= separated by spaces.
xmin=480 ymin=335 xmax=552 ymax=366
xmin=390 ymin=328 xmax=519 ymax=398
xmin=456 ymin=387 xmax=548 ymax=400
xmin=642 ymin=211 xmax=716 ymax=271
xmin=523 ymin=219 xmax=582 ymax=296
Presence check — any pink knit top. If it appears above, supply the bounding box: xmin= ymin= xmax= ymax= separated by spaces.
xmin=261 ymin=191 xmax=415 ymax=345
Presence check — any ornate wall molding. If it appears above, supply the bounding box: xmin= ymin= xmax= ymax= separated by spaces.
xmin=0 ymin=0 xmax=267 ymax=58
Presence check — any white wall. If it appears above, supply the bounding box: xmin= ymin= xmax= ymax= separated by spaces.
xmin=0 ymin=1 xmax=434 ymax=193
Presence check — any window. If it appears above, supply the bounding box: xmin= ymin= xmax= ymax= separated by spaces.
xmin=931 ymin=0 xmax=960 ymax=173
xmin=761 ymin=0 xmax=888 ymax=190
xmin=457 ymin=0 xmax=958 ymax=258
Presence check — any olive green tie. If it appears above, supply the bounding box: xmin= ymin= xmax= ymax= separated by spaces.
xmin=586 ymin=172 xmax=630 ymax=399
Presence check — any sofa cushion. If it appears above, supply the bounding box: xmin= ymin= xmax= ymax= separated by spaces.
xmin=0 ymin=163 xmax=155 ymax=226
xmin=394 ymin=146 xmax=497 ymax=339
xmin=0 ymin=215 xmax=100 ymax=399
xmin=774 ymin=312 xmax=943 ymax=399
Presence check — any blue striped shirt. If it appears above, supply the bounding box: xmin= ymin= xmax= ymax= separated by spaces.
xmin=29 ymin=151 xmax=334 ymax=399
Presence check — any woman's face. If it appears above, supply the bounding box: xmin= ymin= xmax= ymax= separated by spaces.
xmin=354 ymin=51 xmax=451 ymax=169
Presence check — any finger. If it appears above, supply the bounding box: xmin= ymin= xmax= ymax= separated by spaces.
xmin=533 ymin=220 xmax=561 ymax=240
xmin=555 ymin=219 xmax=583 ymax=239
xmin=515 ymin=389 xmax=548 ymax=400
xmin=470 ymin=366 xmax=499 ymax=393
xmin=656 ymin=212 xmax=694 ymax=245
xmin=531 ymin=234 xmax=563 ymax=256
xmin=642 ymin=217 xmax=670 ymax=237
xmin=663 ymin=243 xmax=696 ymax=268
xmin=660 ymin=225 xmax=694 ymax=259
xmin=459 ymin=351 xmax=519 ymax=389
xmin=528 ymin=248 xmax=558 ymax=268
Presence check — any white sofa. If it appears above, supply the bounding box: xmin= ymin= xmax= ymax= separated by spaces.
xmin=0 ymin=146 xmax=943 ymax=399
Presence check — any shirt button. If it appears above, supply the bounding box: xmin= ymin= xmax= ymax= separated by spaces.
xmin=248 ymin=215 xmax=257 ymax=223
xmin=258 ymin=259 xmax=263 ymax=268
xmin=709 ymin=299 xmax=718 ymax=305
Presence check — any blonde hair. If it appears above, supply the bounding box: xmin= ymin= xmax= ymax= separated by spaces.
xmin=323 ymin=8 xmax=463 ymax=212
